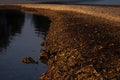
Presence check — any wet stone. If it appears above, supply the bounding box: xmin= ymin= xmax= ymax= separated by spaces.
xmin=40 ymin=42 xmax=45 ymax=46
xmin=76 ymin=65 xmax=104 ymax=80
xmin=40 ymin=50 xmax=47 ymax=56
xmin=21 ymin=57 xmax=38 ymax=64
xmin=39 ymin=56 xmax=48 ymax=64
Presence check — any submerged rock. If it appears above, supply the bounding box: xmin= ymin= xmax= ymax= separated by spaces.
xmin=39 ymin=49 xmax=50 ymax=64
xmin=39 ymin=56 xmax=48 ymax=64
xmin=40 ymin=42 xmax=45 ymax=46
xmin=21 ymin=57 xmax=38 ymax=64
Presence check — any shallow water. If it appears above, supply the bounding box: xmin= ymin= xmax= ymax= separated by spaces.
xmin=0 ymin=10 xmax=50 ymax=80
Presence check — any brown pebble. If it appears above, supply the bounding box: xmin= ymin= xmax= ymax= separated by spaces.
xmin=40 ymin=42 xmax=45 ymax=46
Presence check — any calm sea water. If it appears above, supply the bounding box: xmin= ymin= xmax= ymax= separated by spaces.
xmin=65 ymin=0 xmax=120 ymax=5
xmin=0 ymin=10 xmax=50 ymax=80
xmin=0 ymin=0 xmax=120 ymax=5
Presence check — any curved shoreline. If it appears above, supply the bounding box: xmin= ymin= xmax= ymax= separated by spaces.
xmin=18 ymin=4 xmax=120 ymax=23
xmin=0 ymin=4 xmax=120 ymax=22
xmin=0 ymin=4 xmax=120 ymax=80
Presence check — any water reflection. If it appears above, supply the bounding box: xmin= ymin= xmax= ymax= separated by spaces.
xmin=0 ymin=10 xmax=49 ymax=80
xmin=0 ymin=10 xmax=25 ymax=52
xmin=32 ymin=15 xmax=51 ymax=37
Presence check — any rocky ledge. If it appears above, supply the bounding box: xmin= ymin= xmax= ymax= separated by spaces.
xmin=37 ymin=6 xmax=120 ymax=80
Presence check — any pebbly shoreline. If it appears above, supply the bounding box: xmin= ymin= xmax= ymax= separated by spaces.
xmin=0 ymin=4 xmax=120 ymax=80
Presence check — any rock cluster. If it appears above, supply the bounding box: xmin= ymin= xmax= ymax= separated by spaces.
xmin=38 ymin=9 xmax=120 ymax=80
xmin=21 ymin=57 xmax=38 ymax=64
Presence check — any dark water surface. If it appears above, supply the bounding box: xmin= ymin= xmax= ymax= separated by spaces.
xmin=0 ymin=0 xmax=120 ymax=5
xmin=0 ymin=10 xmax=50 ymax=80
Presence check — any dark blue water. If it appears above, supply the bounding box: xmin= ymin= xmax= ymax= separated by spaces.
xmin=0 ymin=10 xmax=50 ymax=80
xmin=0 ymin=0 xmax=120 ymax=5
xmin=70 ymin=0 xmax=120 ymax=5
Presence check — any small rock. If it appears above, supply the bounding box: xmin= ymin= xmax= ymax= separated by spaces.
xmin=21 ymin=57 xmax=38 ymax=64
xmin=39 ymin=56 xmax=48 ymax=64
xmin=40 ymin=42 xmax=45 ymax=46
xmin=40 ymin=50 xmax=46 ymax=55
